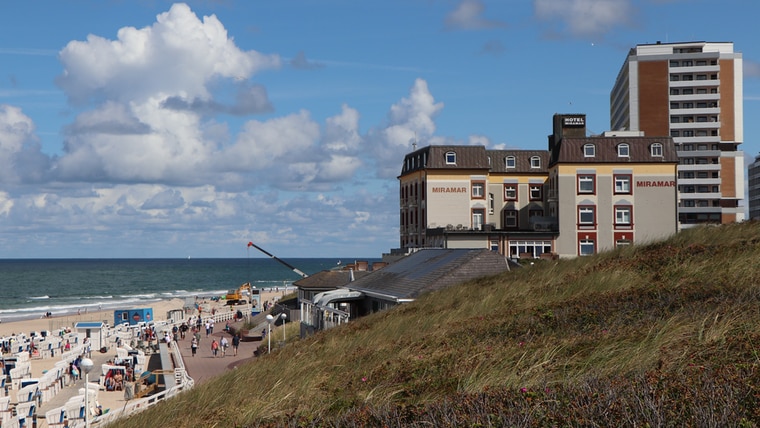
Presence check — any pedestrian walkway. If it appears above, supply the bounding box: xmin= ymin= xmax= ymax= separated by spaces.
xmin=177 ymin=320 xmax=265 ymax=384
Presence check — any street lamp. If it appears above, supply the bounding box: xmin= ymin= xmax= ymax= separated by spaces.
xmin=265 ymin=314 xmax=274 ymax=354
xmin=80 ymin=357 xmax=94 ymax=428
xmin=280 ymin=313 xmax=287 ymax=344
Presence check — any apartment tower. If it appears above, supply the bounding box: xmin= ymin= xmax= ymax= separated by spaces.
xmin=610 ymin=41 xmax=744 ymax=227
xmin=749 ymin=153 xmax=760 ymax=220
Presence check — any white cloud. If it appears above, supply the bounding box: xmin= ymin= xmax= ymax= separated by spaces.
xmin=445 ymin=0 xmax=506 ymax=31
xmin=534 ymin=0 xmax=634 ymax=37
xmin=56 ymin=3 xmax=281 ymax=106
xmin=369 ymin=78 xmax=444 ymax=178
xmin=0 ymin=105 xmax=48 ymax=184
xmin=0 ymin=3 xmax=463 ymax=257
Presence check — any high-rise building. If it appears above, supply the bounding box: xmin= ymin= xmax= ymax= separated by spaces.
xmin=749 ymin=154 xmax=760 ymax=220
xmin=610 ymin=41 xmax=744 ymax=227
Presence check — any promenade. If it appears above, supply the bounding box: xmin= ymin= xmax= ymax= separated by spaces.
xmin=175 ymin=320 xmax=265 ymax=385
xmin=31 ymin=319 xmax=269 ymax=427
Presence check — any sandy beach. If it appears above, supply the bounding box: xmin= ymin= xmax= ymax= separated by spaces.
xmin=0 ymin=290 xmax=290 ymax=426
xmin=0 ymin=288 xmax=290 ymax=340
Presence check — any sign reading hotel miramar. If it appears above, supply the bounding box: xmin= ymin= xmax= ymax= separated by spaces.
xmin=563 ymin=117 xmax=585 ymax=126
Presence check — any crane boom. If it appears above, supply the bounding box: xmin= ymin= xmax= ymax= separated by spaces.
xmin=247 ymin=242 xmax=309 ymax=278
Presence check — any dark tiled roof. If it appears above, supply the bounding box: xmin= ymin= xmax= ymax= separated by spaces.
xmin=425 ymin=145 xmax=490 ymax=169
xmin=401 ymin=145 xmax=491 ymax=175
xmin=346 ymin=249 xmax=516 ymax=301
xmin=487 ymin=150 xmax=550 ymax=173
xmin=294 ymin=270 xmax=371 ymax=290
xmin=554 ymin=137 xmax=678 ymax=164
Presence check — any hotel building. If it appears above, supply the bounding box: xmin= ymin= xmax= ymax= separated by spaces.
xmin=610 ymin=41 xmax=744 ymax=227
xmin=398 ymin=114 xmax=679 ymax=259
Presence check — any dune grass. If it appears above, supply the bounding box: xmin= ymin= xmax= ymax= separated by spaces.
xmin=113 ymin=221 xmax=760 ymax=427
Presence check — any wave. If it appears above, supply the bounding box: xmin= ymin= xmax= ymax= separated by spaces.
xmin=29 ymin=295 xmax=50 ymax=300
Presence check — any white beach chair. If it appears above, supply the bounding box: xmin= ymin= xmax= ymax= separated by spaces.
xmin=0 ymin=396 xmax=12 ymax=424
xmin=45 ymin=406 xmax=67 ymax=427
xmin=15 ymin=401 xmax=36 ymax=427
xmin=16 ymin=383 xmax=38 ymax=403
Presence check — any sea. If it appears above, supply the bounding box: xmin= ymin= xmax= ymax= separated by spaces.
xmin=0 ymin=258 xmax=353 ymax=323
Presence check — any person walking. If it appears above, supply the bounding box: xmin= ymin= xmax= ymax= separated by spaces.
xmin=232 ymin=333 xmax=240 ymax=356
xmin=220 ymin=336 xmax=228 ymax=357
xmin=191 ymin=337 xmax=198 ymax=357
xmin=211 ymin=339 xmax=219 ymax=357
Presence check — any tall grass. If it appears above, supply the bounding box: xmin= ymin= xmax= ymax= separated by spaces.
xmin=113 ymin=222 xmax=760 ymax=427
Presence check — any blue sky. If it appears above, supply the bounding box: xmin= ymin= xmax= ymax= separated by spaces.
xmin=0 ymin=0 xmax=758 ymax=258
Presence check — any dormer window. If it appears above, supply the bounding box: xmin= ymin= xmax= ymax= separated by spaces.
xmin=583 ymin=144 xmax=595 ymax=157
xmin=506 ymin=156 xmax=516 ymax=168
xmin=530 ymin=156 xmax=541 ymax=169
xmin=445 ymin=151 xmax=456 ymax=165
xmin=651 ymin=143 xmax=663 ymax=157
xmin=617 ymin=143 xmax=630 ymax=157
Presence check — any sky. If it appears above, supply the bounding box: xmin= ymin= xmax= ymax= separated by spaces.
xmin=0 ymin=0 xmax=758 ymax=259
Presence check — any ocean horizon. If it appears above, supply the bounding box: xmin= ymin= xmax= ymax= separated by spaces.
xmin=0 ymin=258 xmax=360 ymax=323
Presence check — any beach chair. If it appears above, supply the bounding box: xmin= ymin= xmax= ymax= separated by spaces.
xmin=45 ymin=406 xmax=67 ymax=427
xmin=17 ymin=383 xmax=38 ymax=403
xmin=64 ymin=400 xmax=86 ymax=426
xmin=15 ymin=401 xmax=36 ymax=427
xmin=0 ymin=396 xmax=12 ymax=424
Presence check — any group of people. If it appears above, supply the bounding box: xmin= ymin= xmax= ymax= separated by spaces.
xmin=189 ymin=327 xmax=241 ymax=358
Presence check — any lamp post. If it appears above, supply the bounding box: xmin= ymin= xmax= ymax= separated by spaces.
xmin=80 ymin=357 xmax=94 ymax=428
xmin=280 ymin=313 xmax=287 ymax=344
xmin=265 ymin=314 xmax=274 ymax=354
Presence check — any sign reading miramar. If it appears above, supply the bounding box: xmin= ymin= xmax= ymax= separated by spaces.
xmin=636 ymin=180 xmax=676 ymax=187
xmin=431 ymin=186 xmax=467 ymax=193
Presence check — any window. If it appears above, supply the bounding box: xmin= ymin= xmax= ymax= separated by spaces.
xmin=583 ymin=144 xmax=595 ymax=157
xmin=504 ymin=210 xmax=518 ymax=228
xmin=529 ymin=184 xmax=543 ymax=201
xmin=504 ymin=184 xmax=517 ymax=201
xmin=579 ymin=239 xmax=595 ymax=256
xmin=445 ymin=151 xmax=456 ymax=164
xmin=651 ymin=143 xmax=663 ymax=157
xmin=614 ymin=175 xmax=631 ymax=194
xmin=615 ymin=206 xmax=632 ymax=226
xmin=505 ymin=156 xmax=516 ymax=168
xmin=530 ymin=156 xmax=541 ymax=169
xmin=578 ymin=174 xmax=595 ymax=194
xmin=471 ymin=181 xmax=485 ymax=199
xmin=578 ymin=206 xmax=596 ymax=227
xmin=472 ymin=209 xmax=484 ymax=230
xmin=529 ymin=209 xmax=544 ymax=218
xmin=617 ymin=143 xmax=630 ymax=157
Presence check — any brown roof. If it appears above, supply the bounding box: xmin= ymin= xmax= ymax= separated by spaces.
xmin=553 ymin=137 xmax=678 ymax=164
xmin=401 ymin=145 xmax=491 ymax=176
xmin=487 ymin=150 xmax=550 ymax=173
xmin=294 ymin=270 xmax=371 ymax=290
